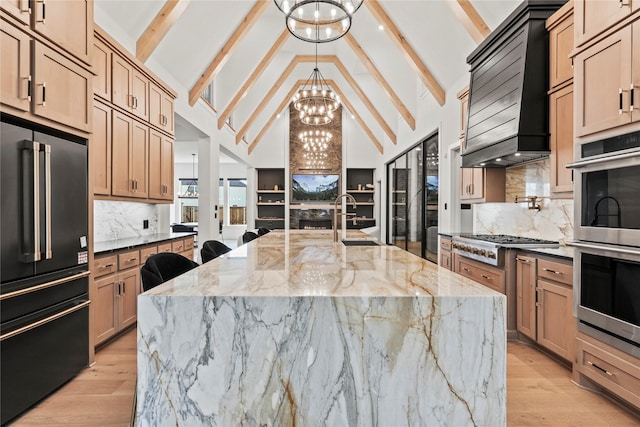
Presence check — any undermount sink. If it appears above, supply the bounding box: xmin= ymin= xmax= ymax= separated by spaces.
xmin=341 ymin=239 xmax=380 ymax=246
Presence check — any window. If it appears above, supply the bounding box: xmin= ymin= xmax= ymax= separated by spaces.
xmin=228 ymin=179 xmax=247 ymax=225
xmin=201 ymin=81 xmax=214 ymax=105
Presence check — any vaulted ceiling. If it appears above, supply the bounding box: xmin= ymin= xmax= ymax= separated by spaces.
xmin=94 ymin=1 xmax=519 ymax=157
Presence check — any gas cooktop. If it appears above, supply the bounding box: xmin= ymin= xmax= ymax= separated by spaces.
xmin=457 ymin=234 xmax=559 ymax=245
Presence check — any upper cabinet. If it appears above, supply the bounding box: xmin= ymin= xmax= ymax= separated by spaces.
xmin=457 ymin=86 xmax=470 ymax=143
xmin=92 ymin=27 xmax=177 ymax=203
xmin=1 ymin=0 xmax=92 ymax=65
xmin=0 ymin=7 xmax=92 ymax=134
xmin=575 ymin=0 xmax=639 ymax=48
xmin=112 ymin=54 xmax=149 ymax=121
xmin=574 ymin=24 xmax=639 ymax=137
xmin=547 ymin=3 xmax=574 ymax=198
xmin=32 ymin=0 xmax=92 ymax=65
xmin=149 ymin=82 xmax=174 ymax=134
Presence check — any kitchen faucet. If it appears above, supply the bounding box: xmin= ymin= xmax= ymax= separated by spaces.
xmin=333 ymin=193 xmax=357 ymax=242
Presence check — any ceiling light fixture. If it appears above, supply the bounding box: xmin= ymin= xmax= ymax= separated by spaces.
xmin=274 ymin=0 xmax=363 ymax=43
xmin=292 ymin=45 xmax=340 ymax=125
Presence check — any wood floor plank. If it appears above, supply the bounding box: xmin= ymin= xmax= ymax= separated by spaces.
xmin=10 ymin=330 xmax=640 ymax=426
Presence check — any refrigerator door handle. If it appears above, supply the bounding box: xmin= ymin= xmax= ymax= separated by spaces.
xmin=22 ymin=140 xmax=41 ymax=262
xmin=42 ymin=143 xmax=52 ymax=259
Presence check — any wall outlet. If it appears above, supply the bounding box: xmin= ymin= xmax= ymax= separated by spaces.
xmin=143 ymin=219 xmax=149 ymax=229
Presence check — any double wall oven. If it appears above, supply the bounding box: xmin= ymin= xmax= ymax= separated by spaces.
xmin=570 ymin=130 xmax=640 ymax=357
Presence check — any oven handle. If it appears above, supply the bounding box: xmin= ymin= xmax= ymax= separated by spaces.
xmin=0 ymin=300 xmax=90 ymax=342
xmin=566 ymin=150 xmax=640 ymax=169
xmin=571 ymin=241 xmax=640 ymax=256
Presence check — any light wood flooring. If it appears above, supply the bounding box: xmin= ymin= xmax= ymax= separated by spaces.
xmin=10 ymin=329 xmax=640 ymax=426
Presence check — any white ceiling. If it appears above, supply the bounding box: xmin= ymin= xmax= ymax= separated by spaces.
xmin=94 ymin=0 xmax=520 ymax=158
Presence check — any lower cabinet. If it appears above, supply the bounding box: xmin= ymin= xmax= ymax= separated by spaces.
xmin=575 ymin=331 xmax=640 ymax=410
xmin=439 ymin=237 xmax=452 ymax=270
xmin=92 ymin=236 xmax=195 ymax=347
xmin=516 ymin=252 xmax=574 ymax=361
xmin=93 ymin=251 xmax=140 ymax=346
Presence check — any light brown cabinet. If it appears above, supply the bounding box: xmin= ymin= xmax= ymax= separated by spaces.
xmin=549 ymin=84 xmax=574 ymax=196
xmin=574 ymin=21 xmax=640 ymax=137
xmin=457 ymin=86 xmax=469 ymax=141
xmin=93 ymin=38 xmax=111 ymax=100
xmin=149 ymin=82 xmax=174 ymax=134
xmin=111 ymin=110 xmax=148 ymax=199
xmin=453 ymin=254 xmax=505 ymax=294
xmin=516 ymin=253 xmax=575 ymax=362
xmin=548 ymin=3 xmax=574 ymax=90
xmin=92 ymin=100 xmax=111 ymax=196
xmin=112 ymin=54 xmax=149 ymax=121
xmin=516 ymin=255 xmax=537 ymax=341
xmin=0 ymin=17 xmax=91 ymax=132
xmin=32 ymin=0 xmax=92 ymax=64
xmin=1 ymin=0 xmax=31 ymax=25
xmin=574 ymin=0 xmax=639 ymax=48
xmin=460 ymin=167 xmax=506 ymax=203
xmin=575 ymin=331 xmax=640 ymax=410
xmin=149 ymin=129 xmax=174 ymax=201
xmin=93 ymin=251 xmax=140 ymax=346
xmin=0 ymin=18 xmax=30 ymax=113
xmin=439 ymin=237 xmax=452 ymax=270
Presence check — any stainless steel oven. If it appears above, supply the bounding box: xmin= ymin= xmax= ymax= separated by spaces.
xmin=570 ymin=131 xmax=640 ymax=247
xmin=572 ymin=241 xmax=640 ymax=358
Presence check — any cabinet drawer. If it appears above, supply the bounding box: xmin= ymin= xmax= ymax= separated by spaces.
xmin=455 ymin=257 xmax=505 ymax=293
xmin=93 ymin=255 xmax=117 ymax=278
xmin=576 ymin=335 xmax=640 ymax=409
xmin=538 ymin=258 xmax=572 ymax=286
xmin=140 ymin=246 xmax=157 ymax=264
xmin=171 ymin=240 xmax=185 ymax=253
xmin=157 ymin=243 xmax=172 ymax=253
xmin=118 ymin=250 xmax=139 ymax=270
xmin=440 ymin=238 xmax=452 ymax=251
xmin=183 ymin=237 xmax=194 ymax=251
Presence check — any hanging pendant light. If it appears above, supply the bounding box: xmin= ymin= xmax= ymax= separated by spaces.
xmin=274 ymin=0 xmax=363 ymax=43
xmin=293 ymin=45 xmax=340 ymax=125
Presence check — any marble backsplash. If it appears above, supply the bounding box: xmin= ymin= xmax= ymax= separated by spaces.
xmin=474 ymin=159 xmax=574 ymax=243
xmin=94 ymin=200 xmax=160 ymax=242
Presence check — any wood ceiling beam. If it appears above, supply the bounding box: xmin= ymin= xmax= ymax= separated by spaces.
xmin=217 ymin=29 xmax=289 ymax=130
xmin=248 ymin=82 xmax=303 ymax=154
xmin=136 ymin=0 xmax=190 ymax=63
xmin=330 ymin=57 xmax=396 ymax=144
xmin=364 ymin=0 xmax=446 ymax=106
xmin=447 ymin=0 xmax=490 ymax=44
xmin=344 ymin=33 xmax=415 ymax=130
xmin=326 ymin=80 xmax=384 ymax=154
xmin=235 ymin=56 xmax=309 ymax=144
xmin=248 ymin=80 xmax=383 ymax=154
xmin=188 ymin=0 xmax=269 ymax=106
xmin=236 ymin=54 xmax=394 ymax=145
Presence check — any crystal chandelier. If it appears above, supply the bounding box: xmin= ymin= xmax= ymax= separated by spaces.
xmin=274 ymin=0 xmax=364 ymax=43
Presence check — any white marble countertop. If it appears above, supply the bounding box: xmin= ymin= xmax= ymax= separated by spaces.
xmin=143 ymin=229 xmax=502 ymax=298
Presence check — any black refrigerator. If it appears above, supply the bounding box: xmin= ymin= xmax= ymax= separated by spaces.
xmin=1 ymin=116 xmax=90 ymax=425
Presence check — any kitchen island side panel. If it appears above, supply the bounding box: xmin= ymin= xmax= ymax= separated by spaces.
xmin=137 ymin=294 xmax=505 ymax=427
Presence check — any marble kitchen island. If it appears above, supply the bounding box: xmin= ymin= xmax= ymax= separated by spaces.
xmin=137 ymin=230 xmax=506 ymax=426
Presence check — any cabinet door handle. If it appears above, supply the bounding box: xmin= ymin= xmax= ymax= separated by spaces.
xmin=35 ymin=0 xmax=45 ymax=23
xmin=37 ymin=82 xmax=46 ymax=106
xmin=133 ymin=96 xmax=138 ymax=109
xmin=118 ymin=282 xmax=122 ymax=295
xmin=19 ymin=0 xmax=30 ymax=13
xmin=480 ymin=274 xmax=490 ymax=280
xmin=620 ymin=0 xmax=630 ymax=7
xmin=631 ymin=84 xmax=635 ymax=112
xmin=462 ymin=267 xmax=471 ymax=272
xmin=516 ymin=257 xmax=531 ymax=264
xmin=23 ymin=75 xmax=32 ymax=101
xmin=122 ymin=282 xmax=126 ymax=294
xmin=619 ymin=88 xmax=630 ymax=114
xmin=542 ymin=267 xmax=562 ymax=275
xmin=587 ymin=360 xmax=614 ymax=376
